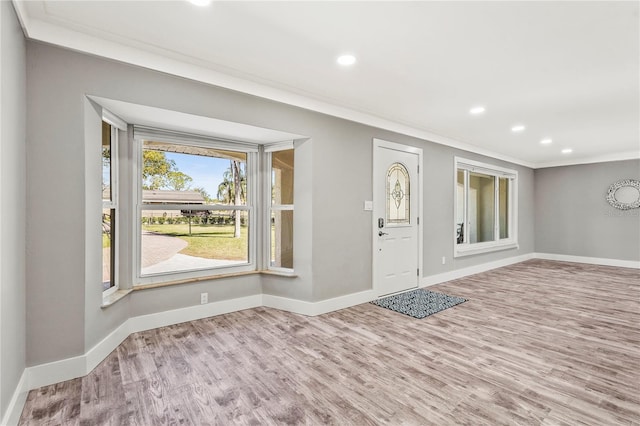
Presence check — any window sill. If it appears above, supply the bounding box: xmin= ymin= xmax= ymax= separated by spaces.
xmin=455 ymin=242 xmax=519 ymax=258
xmin=132 ymin=270 xmax=297 ymax=291
xmin=102 ymin=289 xmax=132 ymax=308
xmin=261 ymin=269 xmax=297 ymax=278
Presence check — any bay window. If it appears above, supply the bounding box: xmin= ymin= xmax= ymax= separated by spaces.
xmin=91 ymin=97 xmax=303 ymax=303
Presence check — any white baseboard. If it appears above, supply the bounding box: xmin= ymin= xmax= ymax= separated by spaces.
xmin=421 ymin=253 xmax=536 ymax=287
xmin=1 ymin=370 xmax=27 ymax=426
xmin=534 ymin=253 xmax=640 ymax=269
xmin=262 ymin=294 xmax=315 ymax=316
xmin=128 ymin=294 xmax=263 ymax=334
xmin=85 ymin=320 xmax=132 ymax=377
xmin=27 ymin=355 xmax=86 ymax=391
xmin=26 ymin=294 xmax=263 ymax=392
xmin=26 ymin=290 xmax=363 ymax=398
xmin=311 ymin=289 xmax=376 ymax=315
xmin=263 ymin=289 xmax=376 ymax=316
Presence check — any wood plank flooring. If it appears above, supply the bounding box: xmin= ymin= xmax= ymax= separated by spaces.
xmin=20 ymin=260 xmax=640 ymax=425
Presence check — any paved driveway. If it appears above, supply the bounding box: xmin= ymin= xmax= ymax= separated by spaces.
xmin=140 ymin=231 xmax=243 ymax=275
xmin=104 ymin=231 xmax=242 ymax=279
xmin=141 ymin=231 xmax=188 ymax=267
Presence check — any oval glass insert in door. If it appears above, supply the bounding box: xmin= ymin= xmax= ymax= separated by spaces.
xmin=386 ymin=162 xmax=410 ymax=225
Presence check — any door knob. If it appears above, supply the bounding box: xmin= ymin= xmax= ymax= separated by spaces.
xmin=378 ymin=231 xmax=388 ymax=236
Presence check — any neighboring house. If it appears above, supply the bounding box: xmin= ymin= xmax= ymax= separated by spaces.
xmin=142 ymin=190 xmax=206 ymax=205
xmin=141 ymin=190 xmax=206 ymax=219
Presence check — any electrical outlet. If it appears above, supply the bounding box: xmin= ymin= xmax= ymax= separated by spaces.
xmin=200 ymin=292 xmax=208 ymax=304
xmin=442 ymin=256 xmax=446 ymax=265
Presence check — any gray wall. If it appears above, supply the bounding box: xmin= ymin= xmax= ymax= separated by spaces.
xmin=26 ymin=42 xmax=277 ymax=365
xmin=26 ymin=40 xmax=535 ymax=367
xmin=308 ymin=122 xmax=536 ymax=301
xmin=535 ymin=160 xmax=640 ymax=261
xmin=0 ymin=1 xmax=26 ymax=418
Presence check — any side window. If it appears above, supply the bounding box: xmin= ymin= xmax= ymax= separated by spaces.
xmin=102 ymin=121 xmax=117 ymax=295
xmin=269 ymin=148 xmax=294 ymax=271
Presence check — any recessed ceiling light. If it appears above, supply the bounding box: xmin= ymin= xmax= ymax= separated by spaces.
xmin=469 ymin=106 xmax=486 ymax=115
xmin=562 ymin=148 xmax=573 ymax=154
xmin=511 ymin=125 xmax=526 ymax=133
xmin=540 ymin=138 xmax=553 ymax=145
xmin=337 ymin=54 xmax=356 ymax=66
xmin=188 ymin=0 xmax=211 ymax=6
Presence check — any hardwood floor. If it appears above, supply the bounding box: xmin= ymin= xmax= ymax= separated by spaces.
xmin=20 ymin=260 xmax=640 ymax=425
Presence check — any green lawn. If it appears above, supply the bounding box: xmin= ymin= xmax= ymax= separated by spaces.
xmin=102 ymin=234 xmax=110 ymax=248
xmin=143 ymin=224 xmax=248 ymax=260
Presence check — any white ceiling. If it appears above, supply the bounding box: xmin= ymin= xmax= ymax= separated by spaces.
xmin=14 ymin=1 xmax=640 ymax=168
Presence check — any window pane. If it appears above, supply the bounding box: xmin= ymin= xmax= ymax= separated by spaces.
xmin=499 ymin=177 xmax=509 ymax=239
xmin=102 ymin=122 xmax=111 ymax=202
xmin=141 ymin=209 xmax=249 ymax=276
xmin=142 ymin=141 xmax=247 ymax=206
xmin=386 ymin=162 xmax=410 ymax=224
xmin=468 ymin=172 xmax=495 ymax=243
xmin=272 ymin=149 xmax=294 ymax=205
xmin=456 ymin=170 xmax=465 ymax=244
xmin=271 ymin=210 xmax=293 ymax=269
xmin=102 ymin=208 xmax=115 ymax=291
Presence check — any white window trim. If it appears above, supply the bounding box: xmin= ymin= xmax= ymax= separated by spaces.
xmin=102 ymin=109 xmax=127 ymax=132
xmin=264 ymin=142 xmax=295 ymax=273
xmin=134 ymin=126 xmax=260 ymax=153
xmin=102 ymin=124 xmax=119 ymax=297
xmin=454 ymin=157 xmax=518 ymax=258
xmin=134 ymin=137 xmax=258 ymax=286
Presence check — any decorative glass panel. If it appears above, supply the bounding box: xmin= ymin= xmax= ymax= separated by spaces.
xmin=386 ymin=162 xmax=410 ymax=224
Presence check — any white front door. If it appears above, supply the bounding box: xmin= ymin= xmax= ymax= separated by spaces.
xmin=373 ymin=139 xmax=422 ymax=297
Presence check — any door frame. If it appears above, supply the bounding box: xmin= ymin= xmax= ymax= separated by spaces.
xmin=372 ymin=138 xmax=424 ymax=297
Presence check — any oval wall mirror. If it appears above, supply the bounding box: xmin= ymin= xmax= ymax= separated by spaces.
xmin=606 ymin=179 xmax=640 ymax=210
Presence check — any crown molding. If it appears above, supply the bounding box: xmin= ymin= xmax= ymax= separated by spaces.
xmin=12 ymin=2 xmax=636 ymax=171
xmin=534 ymin=150 xmax=640 ymax=169
xmin=13 ymin=5 xmax=538 ymax=169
